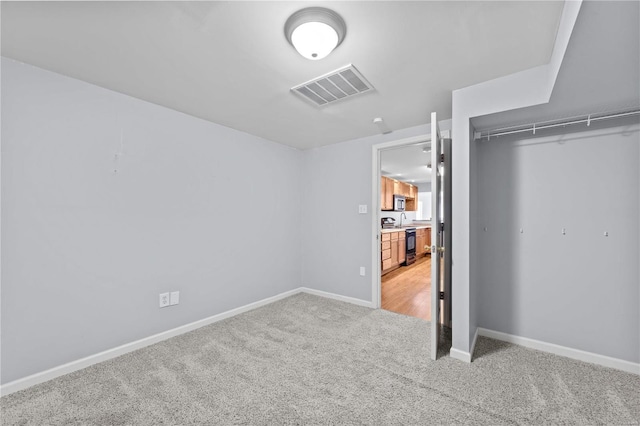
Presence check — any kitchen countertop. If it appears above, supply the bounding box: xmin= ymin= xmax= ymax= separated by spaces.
xmin=381 ymin=224 xmax=431 ymax=234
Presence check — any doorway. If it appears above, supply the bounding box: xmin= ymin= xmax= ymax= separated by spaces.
xmin=378 ymin=141 xmax=431 ymax=321
xmin=371 ymin=117 xmax=451 ymax=360
xmin=372 ymin=135 xmax=433 ymax=321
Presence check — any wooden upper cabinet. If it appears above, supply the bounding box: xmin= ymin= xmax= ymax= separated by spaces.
xmin=381 ymin=176 xmax=394 ymax=210
xmin=381 ymin=177 xmax=418 ymax=211
xmin=409 ymin=184 xmax=417 ymax=199
xmin=400 ymin=182 xmax=410 ymax=197
xmin=393 ymin=179 xmax=401 ymax=196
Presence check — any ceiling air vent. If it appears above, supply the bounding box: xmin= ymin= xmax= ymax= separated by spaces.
xmin=291 ymin=64 xmax=374 ymax=107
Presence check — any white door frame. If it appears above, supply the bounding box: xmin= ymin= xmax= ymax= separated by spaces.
xmin=370 ymin=134 xmax=430 ymax=308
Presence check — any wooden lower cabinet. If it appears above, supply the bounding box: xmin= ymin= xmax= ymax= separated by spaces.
xmin=381 ymin=228 xmax=431 ymax=274
xmin=381 ymin=233 xmax=391 ymax=270
xmin=381 ymin=230 xmax=406 ymax=275
xmin=416 ymin=230 xmax=424 ymax=256
xmin=398 ymin=232 xmax=406 ymax=264
xmin=415 ymin=227 xmax=432 ymax=257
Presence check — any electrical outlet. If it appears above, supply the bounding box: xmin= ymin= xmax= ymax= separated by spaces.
xmin=358 ymin=205 xmax=367 ymax=214
xmin=159 ymin=292 xmax=170 ymax=308
xmin=170 ymin=291 xmax=180 ymax=306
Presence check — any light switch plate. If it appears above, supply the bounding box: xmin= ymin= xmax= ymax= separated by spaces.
xmin=358 ymin=205 xmax=367 ymax=214
xmin=170 ymin=291 xmax=180 ymax=306
xmin=359 ymin=267 xmax=366 ymax=276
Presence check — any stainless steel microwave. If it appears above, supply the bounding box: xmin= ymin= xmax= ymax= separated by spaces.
xmin=393 ymin=195 xmax=405 ymax=211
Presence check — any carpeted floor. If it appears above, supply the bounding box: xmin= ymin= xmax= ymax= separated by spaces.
xmin=1 ymin=293 xmax=639 ymax=425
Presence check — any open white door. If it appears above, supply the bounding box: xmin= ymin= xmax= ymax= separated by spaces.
xmin=442 ymin=137 xmax=452 ymax=329
xmin=430 ymin=113 xmax=441 ymax=360
xmin=430 ymin=112 xmax=452 ymax=360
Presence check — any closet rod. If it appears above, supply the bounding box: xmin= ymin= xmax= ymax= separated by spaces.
xmin=476 ymin=109 xmax=640 ymax=140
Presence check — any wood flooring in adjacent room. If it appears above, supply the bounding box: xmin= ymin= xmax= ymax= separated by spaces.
xmin=381 ymin=254 xmax=431 ymax=321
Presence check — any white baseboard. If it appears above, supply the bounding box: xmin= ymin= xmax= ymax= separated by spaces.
xmin=449 ymin=347 xmax=472 ymax=363
xmin=0 ymin=288 xmax=302 ymax=396
xmin=449 ymin=328 xmax=478 ymax=364
xmin=0 ymin=287 xmax=375 ymax=396
xmin=470 ymin=327 xmax=479 ymax=360
xmin=477 ymin=328 xmax=640 ymax=375
xmin=299 ymin=287 xmax=374 ymax=308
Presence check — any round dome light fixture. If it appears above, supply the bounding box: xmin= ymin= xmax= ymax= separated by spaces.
xmin=284 ymin=7 xmax=346 ymax=60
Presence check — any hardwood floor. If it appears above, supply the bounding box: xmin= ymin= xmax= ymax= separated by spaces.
xmin=381 ymin=254 xmax=431 ymax=321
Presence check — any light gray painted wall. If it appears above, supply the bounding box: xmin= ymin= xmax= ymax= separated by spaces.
xmin=416 ymin=183 xmax=432 ymax=220
xmin=417 ymin=192 xmax=432 ymax=220
xmin=1 ymin=58 xmax=303 ymax=384
xmin=451 ymin=2 xmax=582 ymax=355
xmin=476 ymin=122 xmax=640 ymax=363
xmin=416 ymin=183 xmax=431 ymax=193
xmin=468 ymin=124 xmax=479 ymax=346
xmin=301 ymin=124 xmax=442 ymax=301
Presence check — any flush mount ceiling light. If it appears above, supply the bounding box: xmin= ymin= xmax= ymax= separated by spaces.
xmin=285 ymin=7 xmax=346 ymax=60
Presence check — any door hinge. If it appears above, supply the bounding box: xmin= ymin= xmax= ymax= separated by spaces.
xmin=439 ymin=291 xmax=445 ymax=300
xmin=440 ymin=222 xmax=445 ymax=232
xmin=440 ymin=153 xmax=445 ymax=163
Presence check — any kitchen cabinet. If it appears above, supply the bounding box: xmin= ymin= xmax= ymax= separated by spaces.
xmin=381 ymin=176 xmax=394 ymax=210
xmin=416 ymin=229 xmax=425 ymax=256
xmin=405 ymin=197 xmax=416 ymax=212
xmin=398 ymin=231 xmax=406 ymax=263
xmin=381 ymin=233 xmax=392 ymax=270
xmin=390 ymin=232 xmax=399 ymax=266
xmin=393 ymin=180 xmax=411 ymax=198
xmin=409 ymin=185 xmax=417 ymax=199
xmin=381 ymin=176 xmax=418 ymax=212
xmin=393 ymin=179 xmax=401 ymax=197
xmin=381 ymin=230 xmax=406 ymax=274
xmin=415 ymin=227 xmax=432 ymax=256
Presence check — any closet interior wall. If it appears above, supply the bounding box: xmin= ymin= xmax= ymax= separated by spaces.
xmin=475 ymin=118 xmax=640 ymax=363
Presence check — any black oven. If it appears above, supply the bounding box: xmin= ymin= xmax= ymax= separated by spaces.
xmin=404 ymin=228 xmax=416 ymax=266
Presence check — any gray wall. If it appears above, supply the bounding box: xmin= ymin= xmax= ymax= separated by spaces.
xmin=1 ymin=58 xmax=303 ymax=383
xmin=301 ymin=125 xmax=435 ymax=301
xmin=451 ymin=1 xmax=581 ymax=356
xmin=416 ymin=182 xmax=431 ymax=193
xmin=476 ymin=122 xmax=640 ymax=363
xmin=417 ymin=192 xmax=432 ymax=220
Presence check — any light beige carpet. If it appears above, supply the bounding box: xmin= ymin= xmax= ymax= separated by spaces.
xmin=1 ymin=293 xmax=639 ymax=425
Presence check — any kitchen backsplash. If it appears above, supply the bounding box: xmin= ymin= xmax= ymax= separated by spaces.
xmin=380 ymin=211 xmax=417 ymax=224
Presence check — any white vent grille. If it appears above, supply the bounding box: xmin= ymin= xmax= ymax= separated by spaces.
xmin=292 ymin=64 xmax=374 ymax=107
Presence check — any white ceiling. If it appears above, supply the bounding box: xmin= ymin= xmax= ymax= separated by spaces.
xmin=381 ymin=142 xmax=432 ymax=184
xmin=378 ymin=1 xmax=640 ymax=187
xmin=1 ymin=1 xmax=564 ymax=150
xmin=472 ymin=1 xmax=640 ymax=132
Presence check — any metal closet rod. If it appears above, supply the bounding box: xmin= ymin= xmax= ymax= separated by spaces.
xmin=476 ymin=109 xmax=640 ymax=140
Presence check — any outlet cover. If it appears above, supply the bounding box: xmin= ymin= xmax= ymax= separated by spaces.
xmin=358 ymin=205 xmax=367 ymax=214
xmin=159 ymin=292 xmax=170 ymax=308
xmin=170 ymin=291 xmax=180 ymax=306
xmin=359 ymin=266 xmax=366 ymax=276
